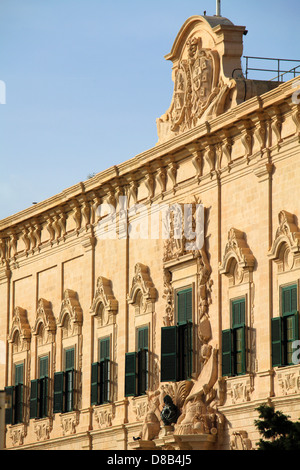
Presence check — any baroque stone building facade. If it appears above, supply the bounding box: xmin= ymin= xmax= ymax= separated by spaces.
xmin=1 ymin=14 xmax=300 ymax=450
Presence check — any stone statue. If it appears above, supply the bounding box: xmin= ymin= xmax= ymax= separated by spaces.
xmin=161 ymin=395 xmax=180 ymax=426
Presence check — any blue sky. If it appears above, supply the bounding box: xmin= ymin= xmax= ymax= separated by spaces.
xmin=0 ymin=0 xmax=299 ymax=221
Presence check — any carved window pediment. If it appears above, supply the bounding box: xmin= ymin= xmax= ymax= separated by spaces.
xmin=127 ymin=263 xmax=157 ymax=314
xmin=219 ymin=228 xmax=255 ymax=285
xmin=58 ymin=289 xmax=83 ymax=330
xmin=32 ymin=298 xmax=56 ymax=339
xmin=8 ymin=307 xmax=31 ymax=349
xmin=90 ymin=276 xmax=118 ymax=326
xmin=269 ymin=211 xmax=300 ymax=271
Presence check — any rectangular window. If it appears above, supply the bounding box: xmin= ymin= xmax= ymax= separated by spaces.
xmin=124 ymin=326 xmax=149 ymax=397
xmin=91 ymin=337 xmax=111 ymax=406
xmin=137 ymin=326 xmax=149 ymax=396
xmin=65 ymin=348 xmax=75 ymax=413
xmin=5 ymin=363 xmax=24 ymax=425
xmin=14 ymin=363 xmax=24 ymax=424
xmin=30 ymin=356 xmax=49 ymax=420
xmin=272 ymin=284 xmax=299 ymax=367
xmin=222 ymin=298 xmax=246 ymax=377
xmin=53 ymin=347 xmax=76 ymax=414
xmin=161 ymin=288 xmax=193 ymax=383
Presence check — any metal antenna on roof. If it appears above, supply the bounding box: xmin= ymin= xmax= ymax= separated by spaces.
xmin=216 ymin=0 xmax=221 ymax=16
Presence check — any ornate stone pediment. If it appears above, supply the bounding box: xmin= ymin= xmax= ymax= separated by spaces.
xmin=8 ymin=307 xmax=31 ymax=347
xmin=219 ymin=228 xmax=255 ymax=284
xmin=268 ymin=211 xmax=300 ymax=271
xmin=127 ymin=263 xmax=157 ymax=313
xmin=32 ymin=298 xmax=56 ymax=338
xmin=156 ymin=15 xmax=247 ymax=144
xmin=90 ymin=276 xmax=118 ymax=326
xmin=58 ymin=289 xmax=83 ymax=329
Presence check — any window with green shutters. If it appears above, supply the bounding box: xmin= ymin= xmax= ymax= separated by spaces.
xmin=91 ymin=337 xmax=111 ymax=406
xmin=137 ymin=326 xmax=149 ymax=396
xmin=222 ymin=298 xmax=246 ymax=377
xmin=53 ymin=347 xmax=76 ymax=414
xmin=124 ymin=326 xmax=149 ymax=397
xmin=125 ymin=352 xmax=138 ymax=397
xmin=30 ymin=356 xmax=49 ymax=420
xmin=14 ymin=363 xmax=24 ymax=424
xmin=65 ymin=348 xmax=75 ymax=413
xmin=5 ymin=363 xmax=24 ymax=425
xmin=272 ymin=284 xmax=299 ymax=367
xmin=161 ymin=288 xmax=193 ymax=382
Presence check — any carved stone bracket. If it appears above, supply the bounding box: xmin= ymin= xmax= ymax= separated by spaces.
xmin=156 ymin=166 xmax=167 ymax=197
xmin=60 ymin=411 xmax=80 ymax=436
xmin=226 ymin=375 xmax=254 ymax=405
xmin=219 ymin=228 xmax=255 ymax=285
xmin=167 ymin=159 xmax=178 ymax=194
xmin=237 ymin=119 xmax=253 ymax=163
xmin=8 ymin=424 xmax=27 ymax=447
xmin=90 ymin=276 xmax=118 ymax=326
xmin=186 ymin=143 xmax=203 ymax=183
xmin=269 ymin=105 xmax=283 ymax=150
xmin=277 ymin=366 xmax=300 ymax=396
xmin=33 ymin=417 xmax=53 ymax=442
xmin=292 ymin=104 xmax=300 ymax=143
xmin=94 ymin=403 xmax=116 ymax=429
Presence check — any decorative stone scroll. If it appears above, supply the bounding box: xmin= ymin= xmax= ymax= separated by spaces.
xmin=219 ymin=228 xmax=255 ymax=285
xmin=90 ymin=276 xmax=118 ymax=326
xmin=268 ymin=210 xmax=300 ymax=271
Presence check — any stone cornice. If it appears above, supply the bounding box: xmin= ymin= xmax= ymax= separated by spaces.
xmin=0 ymin=76 xmax=298 ymax=235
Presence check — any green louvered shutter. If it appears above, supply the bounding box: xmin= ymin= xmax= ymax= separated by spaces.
xmin=65 ymin=348 xmax=75 ymax=412
xmin=187 ymin=321 xmax=193 ymax=378
xmin=177 ymin=322 xmax=193 ymax=380
xmin=4 ymin=386 xmax=14 ymax=425
xmin=100 ymin=337 xmax=111 ymax=403
xmin=125 ymin=352 xmax=137 ymax=397
xmin=235 ymin=325 xmax=246 ymax=375
xmin=161 ymin=326 xmax=177 ymax=382
xmin=137 ymin=327 xmax=149 ymax=396
xmin=14 ymin=363 xmax=24 ymax=424
xmin=30 ymin=379 xmax=39 ymax=419
xmin=272 ymin=317 xmax=283 ymax=367
xmin=177 ymin=288 xmax=193 ymax=324
xmin=53 ymin=372 xmax=65 ymax=414
xmin=222 ymin=329 xmax=233 ymax=377
xmin=282 ymin=285 xmax=298 ymax=314
xmin=286 ymin=312 xmax=299 ymax=365
xmin=91 ymin=362 xmax=100 ymax=406
xmin=39 ymin=356 xmax=49 ymax=418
